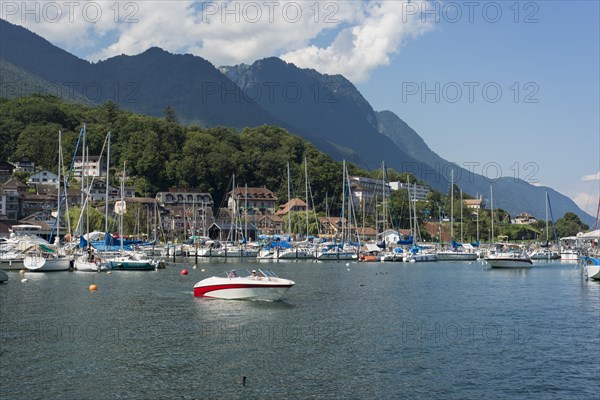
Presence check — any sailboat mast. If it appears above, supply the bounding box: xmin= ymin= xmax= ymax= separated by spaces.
xmin=382 ymin=162 xmax=387 ymax=232
xmin=183 ymin=200 xmax=188 ymax=240
xmin=407 ymin=176 xmax=412 ymax=235
xmin=192 ymin=195 xmax=196 ymax=237
xmin=231 ymin=174 xmax=236 ymax=241
xmin=460 ymin=189 xmax=463 ymax=244
xmin=305 ymin=157 xmax=309 ymax=239
xmin=490 ymin=185 xmax=494 ymax=243
xmin=413 ymin=182 xmax=418 ymax=241
xmin=57 ymin=129 xmax=62 ymax=242
xmin=120 ymin=160 xmax=125 ymax=254
xmin=476 ymin=201 xmax=480 ymax=243
xmin=81 ymin=124 xmax=86 ymax=219
xmin=105 ymin=132 xmax=111 ymax=235
xmin=287 ymin=162 xmax=291 ymax=236
xmin=545 ymin=191 xmax=549 ymax=243
xmin=346 ymin=166 xmax=351 ymax=244
xmin=340 ymin=161 xmax=346 ymax=244
xmin=85 ymin=145 xmax=90 ymax=239
xmin=450 ymin=169 xmax=454 ymax=240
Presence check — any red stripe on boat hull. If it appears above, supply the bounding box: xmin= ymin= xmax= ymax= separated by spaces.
xmin=193 ymin=283 xmax=294 ymax=298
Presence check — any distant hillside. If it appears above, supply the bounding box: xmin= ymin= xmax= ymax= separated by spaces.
xmin=377 ymin=110 xmax=595 ymax=226
xmin=221 ymin=57 xmax=422 ymax=170
xmin=0 ymin=19 xmax=283 ymax=129
xmin=0 ymin=18 xmax=593 ymax=226
xmin=0 ymin=60 xmax=92 ymax=104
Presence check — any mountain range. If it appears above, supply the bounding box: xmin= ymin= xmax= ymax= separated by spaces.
xmin=0 ymin=18 xmax=594 ymax=226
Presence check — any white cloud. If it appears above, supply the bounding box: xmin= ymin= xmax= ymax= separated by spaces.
xmin=582 ymin=171 xmax=600 ymax=182
xmin=282 ymin=1 xmax=435 ymax=82
xmin=2 ymin=1 xmax=433 ymax=82
xmin=573 ymin=191 xmax=598 ymax=216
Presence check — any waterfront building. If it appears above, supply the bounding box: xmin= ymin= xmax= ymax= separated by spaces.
xmin=349 ymin=175 xmax=391 ymax=216
xmin=389 ymin=181 xmax=431 ymax=201
xmin=464 ymin=196 xmax=484 ymax=210
xmin=0 ymin=178 xmax=27 ymax=219
xmin=11 ymin=158 xmax=35 ymax=173
xmin=28 ymin=170 xmax=59 ymax=186
xmin=73 ymin=155 xmax=106 ymax=178
xmin=275 ymin=198 xmax=309 ymax=216
xmin=513 ymin=212 xmax=537 ymax=225
xmin=156 ymin=188 xmax=215 ymax=239
xmin=228 ymin=187 xmax=278 ymax=216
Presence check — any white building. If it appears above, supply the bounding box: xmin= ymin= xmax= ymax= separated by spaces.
xmin=73 ymin=156 xmax=106 ymax=178
xmin=389 ymin=182 xmax=430 ymax=201
xmin=464 ymin=196 xmax=484 ymax=210
xmin=349 ymin=176 xmax=391 ymax=215
xmin=28 ymin=170 xmax=59 ymax=186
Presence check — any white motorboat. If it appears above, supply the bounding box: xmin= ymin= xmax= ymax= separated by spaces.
xmin=0 ymin=250 xmax=25 ymax=270
xmin=404 ymin=244 xmax=438 ymax=262
xmin=485 ymin=243 xmax=532 ymax=268
xmin=24 ymin=254 xmax=71 ymax=271
xmin=405 ymin=252 xmax=438 ymax=262
xmin=107 ymin=252 xmax=156 ymax=271
xmin=581 ymin=256 xmax=600 ymax=281
xmin=380 ymin=248 xmax=403 ymax=262
xmin=559 ymin=237 xmax=579 ymax=261
xmin=436 ymin=249 xmax=478 ymax=261
xmin=193 ymin=269 xmax=295 ymax=300
xmin=316 ymin=246 xmax=358 ymax=261
xmin=277 ymin=247 xmax=316 ymax=260
xmin=528 ymin=249 xmax=561 ymax=260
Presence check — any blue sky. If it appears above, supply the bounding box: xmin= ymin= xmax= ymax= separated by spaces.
xmin=2 ymin=1 xmax=598 ymax=216
xmin=357 ymin=1 xmax=600 ymax=216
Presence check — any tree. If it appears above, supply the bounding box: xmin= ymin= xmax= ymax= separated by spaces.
xmin=555 ymin=212 xmax=589 ymax=237
xmin=12 ymin=171 xmax=30 ymax=184
xmin=164 ymin=105 xmax=179 ymax=124
xmin=67 ymin=206 xmax=109 ymax=233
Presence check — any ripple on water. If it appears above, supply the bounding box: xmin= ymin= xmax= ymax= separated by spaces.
xmin=0 ymin=260 xmax=598 ymax=399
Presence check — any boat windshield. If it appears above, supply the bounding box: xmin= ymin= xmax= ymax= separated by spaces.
xmin=259 ymin=269 xmax=278 ymax=278
xmin=218 ymin=269 xmax=252 ymax=278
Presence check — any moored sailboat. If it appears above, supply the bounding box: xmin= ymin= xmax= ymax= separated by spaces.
xmin=107 ymin=161 xmax=156 ymax=271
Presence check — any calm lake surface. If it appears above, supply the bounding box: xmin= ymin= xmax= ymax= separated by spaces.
xmin=1 ymin=259 xmax=598 ymax=399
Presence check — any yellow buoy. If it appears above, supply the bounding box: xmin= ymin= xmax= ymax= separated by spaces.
xmin=19 ymin=269 xmax=26 ymax=275
xmin=201 ymin=268 xmax=206 ymax=272
xmin=89 ymin=284 xmax=97 ymax=291
xmin=107 ymin=271 xmax=112 ymax=275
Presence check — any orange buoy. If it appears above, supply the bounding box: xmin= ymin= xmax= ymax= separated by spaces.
xmin=89 ymin=284 xmax=97 ymax=291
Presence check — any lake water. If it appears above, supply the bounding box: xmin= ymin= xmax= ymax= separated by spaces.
xmin=1 ymin=259 xmax=598 ymax=399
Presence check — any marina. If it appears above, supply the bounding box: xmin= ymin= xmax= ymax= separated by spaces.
xmin=0 ymin=259 xmax=598 ymax=399
xmin=0 ymin=5 xmax=598 ymax=398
